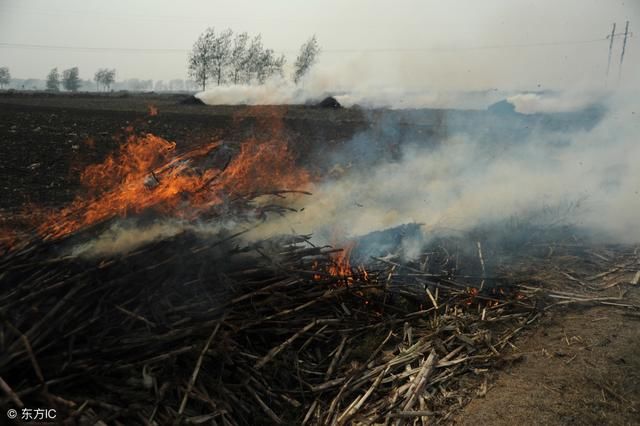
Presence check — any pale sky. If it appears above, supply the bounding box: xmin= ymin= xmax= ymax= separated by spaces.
xmin=1 ymin=0 xmax=638 ymax=91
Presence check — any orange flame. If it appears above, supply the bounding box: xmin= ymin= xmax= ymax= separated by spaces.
xmin=148 ymin=104 xmax=158 ymax=116
xmin=328 ymin=243 xmax=354 ymax=277
xmin=36 ymin=131 xmax=310 ymax=239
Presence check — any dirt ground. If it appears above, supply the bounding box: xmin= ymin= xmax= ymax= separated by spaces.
xmin=456 ymin=294 xmax=640 ymax=425
xmin=1 ymin=92 xmax=638 ymax=425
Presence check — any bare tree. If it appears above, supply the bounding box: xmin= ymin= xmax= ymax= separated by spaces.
xmin=103 ymin=69 xmax=115 ymax=91
xmin=0 ymin=67 xmax=10 ymax=89
xmin=46 ymin=68 xmax=60 ymax=91
xmin=62 ymin=67 xmax=81 ymax=92
xmin=94 ymin=69 xmax=104 ymax=91
xmin=255 ymin=49 xmax=286 ymax=84
xmin=95 ymin=68 xmax=116 ymax=92
xmin=210 ymin=29 xmax=232 ymax=86
xmin=293 ymin=35 xmax=320 ymax=84
xmin=229 ymin=32 xmax=248 ymax=85
xmin=188 ymin=28 xmax=216 ymax=91
xmin=187 ymin=28 xmax=295 ymax=88
xmin=243 ymin=35 xmax=264 ymax=84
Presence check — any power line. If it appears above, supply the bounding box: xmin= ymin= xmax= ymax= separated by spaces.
xmin=606 ymin=23 xmax=616 ymax=76
xmin=618 ymin=21 xmax=630 ymax=82
xmin=0 ymin=37 xmax=608 ymax=55
xmin=0 ymin=42 xmax=189 ymax=54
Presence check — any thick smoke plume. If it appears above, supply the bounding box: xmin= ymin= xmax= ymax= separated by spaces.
xmin=249 ymin=92 xmax=639 ymax=251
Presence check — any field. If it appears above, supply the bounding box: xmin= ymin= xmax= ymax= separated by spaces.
xmin=0 ymin=92 xmax=638 ymax=425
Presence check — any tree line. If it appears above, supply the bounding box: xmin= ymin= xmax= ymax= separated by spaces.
xmin=0 ymin=30 xmax=319 ymax=93
xmin=44 ymin=67 xmax=116 ymax=92
xmin=188 ymin=28 xmax=319 ymax=90
xmin=44 ymin=67 xmax=82 ymax=91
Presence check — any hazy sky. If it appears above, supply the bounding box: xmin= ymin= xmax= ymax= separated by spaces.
xmin=1 ymin=0 xmax=638 ymax=90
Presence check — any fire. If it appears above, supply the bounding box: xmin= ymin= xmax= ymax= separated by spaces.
xmin=35 ymin=129 xmax=310 ymax=239
xmin=328 ymin=243 xmax=354 ymax=277
xmin=148 ymin=104 xmax=159 ymax=116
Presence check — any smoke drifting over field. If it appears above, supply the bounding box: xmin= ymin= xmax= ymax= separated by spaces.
xmin=249 ymin=92 xmax=639 ymax=250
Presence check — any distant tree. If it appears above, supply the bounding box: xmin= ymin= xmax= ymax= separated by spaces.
xmin=293 ymin=35 xmax=320 ymax=84
xmin=242 ymin=35 xmax=264 ymax=84
xmin=255 ymin=49 xmax=286 ymax=84
xmin=46 ymin=68 xmax=60 ymax=91
xmin=0 ymin=67 xmax=10 ymax=89
xmin=188 ymin=28 xmax=293 ymax=88
xmin=62 ymin=67 xmax=81 ymax=92
xmin=94 ymin=68 xmax=116 ymax=91
xmin=210 ymin=29 xmax=232 ymax=86
xmin=229 ymin=32 xmax=248 ymax=85
xmin=94 ymin=70 xmax=104 ymax=91
xmin=103 ymin=69 xmax=115 ymax=91
xmin=188 ymin=28 xmax=216 ymax=91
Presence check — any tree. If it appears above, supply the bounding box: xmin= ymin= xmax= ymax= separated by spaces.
xmin=293 ymin=35 xmax=320 ymax=84
xmin=255 ymin=49 xmax=286 ymax=84
xmin=243 ymin=35 xmax=264 ymax=84
xmin=229 ymin=32 xmax=248 ymax=85
xmin=188 ymin=28 xmax=216 ymax=91
xmin=0 ymin=67 xmax=10 ymax=89
xmin=210 ymin=29 xmax=232 ymax=86
xmin=46 ymin=68 xmax=60 ymax=91
xmin=95 ymin=68 xmax=116 ymax=91
xmin=187 ymin=28 xmax=292 ymax=88
xmin=62 ymin=67 xmax=81 ymax=92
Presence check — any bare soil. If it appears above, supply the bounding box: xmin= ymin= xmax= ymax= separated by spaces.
xmin=455 ymin=295 xmax=640 ymax=425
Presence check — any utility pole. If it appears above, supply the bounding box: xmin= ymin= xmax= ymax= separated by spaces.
xmin=606 ymin=23 xmax=616 ymax=76
xmin=618 ymin=21 xmax=630 ymax=82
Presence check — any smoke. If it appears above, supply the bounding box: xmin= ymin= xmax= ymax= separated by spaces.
xmin=506 ymin=91 xmax=608 ymax=114
xmin=69 ymin=219 xmax=244 ymax=257
xmin=196 ymin=66 xmax=511 ymax=109
xmin=249 ymin=92 xmax=639 ymax=251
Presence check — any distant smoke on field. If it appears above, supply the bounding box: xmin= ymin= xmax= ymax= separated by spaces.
xmin=506 ymin=91 xmax=608 ymax=114
xmin=248 ymin=92 xmax=639 ymax=251
xmin=196 ymin=66 xmax=514 ymax=110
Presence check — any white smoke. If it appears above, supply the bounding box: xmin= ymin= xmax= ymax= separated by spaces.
xmin=196 ymin=67 xmax=510 ymax=110
xmin=507 ymin=91 xmax=607 ymax=114
xmin=70 ymin=219 xmax=244 ymax=258
xmin=249 ymin=92 xmax=640 ymax=245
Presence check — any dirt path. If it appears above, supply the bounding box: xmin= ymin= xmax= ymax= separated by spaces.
xmin=456 ymin=288 xmax=640 ymax=425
